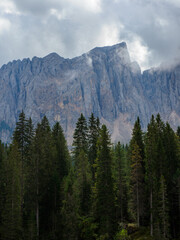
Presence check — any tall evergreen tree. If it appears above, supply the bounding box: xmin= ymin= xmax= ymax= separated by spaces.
xmin=73 ymin=113 xmax=88 ymax=159
xmin=163 ymin=122 xmax=180 ymax=238
xmin=158 ymin=175 xmax=169 ymax=240
xmin=176 ymin=126 xmax=180 ymax=138
xmin=23 ymin=117 xmax=35 ymax=239
xmin=130 ymin=142 xmax=143 ymax=227
xmin=74 ymin=150 xmax=93 ymax=240
xmin=129 ymin=117 xmax=145 ymax=225
xmin=130 ymin=117 xmax=144 ymax=160
xmin=52 ymin=122 xmax=70 ymax=180
xmin=29 ymin=116 xmax=55 ymax=239
xmin=88 ymin=113 xmax=100 ymax=181
xmin=13 ymin=111 xmax=29 ymax=215
xmin=61 ymin=169 xmax=79 ymax=240
xmin=145 ymin=115 xmax=158 ymax=237
xmin=1 ymin=142 xmax=22 ymax=240
xmin=0 ymin=140 xmax=6 ymax=231
xmin=75 ymin=150 xmax=92 ymax=216
xmin=94 ymin=125 xmax=116 ymax=239
xmin=113 ymin=142 xmax=128 ymax=224
xmin=51 ymin=122 xmax=70 ymax=239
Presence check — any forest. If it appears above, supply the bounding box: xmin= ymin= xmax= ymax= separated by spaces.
xmin=0 ymin=111 xmax=179 ymax=240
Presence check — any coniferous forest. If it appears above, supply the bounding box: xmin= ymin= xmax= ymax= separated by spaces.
xmin=0 ymin=111 xmax=180 ymax=240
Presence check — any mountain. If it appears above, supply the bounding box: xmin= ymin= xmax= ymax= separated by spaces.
xmin=0 ymin=42 xmax=180 ymax=144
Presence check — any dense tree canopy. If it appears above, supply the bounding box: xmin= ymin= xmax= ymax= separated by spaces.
xmin=0 ymin=112 xmax=179 ymax=240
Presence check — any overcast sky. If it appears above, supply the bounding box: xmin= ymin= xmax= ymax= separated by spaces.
xmin=0 ymin=0 xmax=180 ymax=70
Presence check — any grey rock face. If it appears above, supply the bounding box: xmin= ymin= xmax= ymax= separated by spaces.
xmin=0 ymin=42 xmax=180 ymax=144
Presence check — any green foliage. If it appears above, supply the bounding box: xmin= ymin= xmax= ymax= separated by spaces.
xmin=130 ymin=227 xmax=154 ymax=240
xmin=158 ymin=175 xmax=169 ymax=240
xmin=73 ymin=113 xmax=88 ymax=159
xmin=129 ymin=117 xmax=146 ymax=226
xmin=129 ymin=142 xmax=143 ymax=226
xmin=94 ymin=124 xmax=116 ymax=238
xmin=112 ymin=142 xmax=128 ymax=224
xmin=0 ymin=112 xmax=179 ymax=240
xmin=1 ymin=142 xmax=22 ymax=240
xmin=78 ymin=216 xmax=97 ymax=240
xmin=61 ymin=168 xmax=79 ymax=240
xmin=114 ymin=229 xmax=130 ymax=240
xmin=88 ymin=113 xmax=100 ymax=181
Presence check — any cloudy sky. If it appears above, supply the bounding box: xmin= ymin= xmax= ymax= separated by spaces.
xmin=0 ymin=0 xmax=180 ymax=70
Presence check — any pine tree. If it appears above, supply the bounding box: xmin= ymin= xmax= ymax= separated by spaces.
xmin=1 ymin=142 xmax=22 ymax=240
xmin=94 ymin=125 xmax=116 ymax=238
xmin=129 ymin=117 xmax=145 ymax=225
xmin=52 ymin=122 xmax=70 ymax=180
xmin=29 ymin=116 xmax=55 ymax=239
xmin=158 ymin=175 xmax=169 ymax=240
xmin=0 ymin=140 xmax=5 ymax=230
xmin=67 ymin=114 xmax=94 ymax=239
xmin=61 ymin=168 xmax=79 ymax=240
xmin=130 ymin=117 xmax=144 ymax=159
xmin=13 ymin=111 xmax=29 ymax=215
xmin=75 ymin=150 xmax=92 ymax=216
xmin=113 ymin=142 xmax=128 ymax=224
xmin=51 ymin=122 xmax=70 ymax=239
xmin=163 ymin=123 xmax=180 ymax=238
xmin=130 ymin=142 xmax=143 ymax=227
xmin=145 ymin=115 xmax=158 ymax=236
xmin=73 ymin=113 xmax=88 ymax=159
xmin=74 ymin=150 xmax=93 ymax=240
xmin=176 ymin=126 xmax=180 ymax=138
xmin=25 ymin=117 xmax=34 ymax=158
xmin=23 ymin=117 xmax=35 ymax=239
xmin=88 ymin=113 xmax=100 ymax=182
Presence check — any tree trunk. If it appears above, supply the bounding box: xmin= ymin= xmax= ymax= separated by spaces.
xmin=162 ymin=185 xmax=165 ymax=238
xmin=137 ymin=182 xmax=139 ymax=227
xmin=150 ymin=189 xmax=153 ymax=236
xmin=36 ymin=157 xmax=39 ymax=239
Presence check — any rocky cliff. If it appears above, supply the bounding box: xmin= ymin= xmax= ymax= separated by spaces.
xmin=0 ymin=42 xmax=180 ymax=143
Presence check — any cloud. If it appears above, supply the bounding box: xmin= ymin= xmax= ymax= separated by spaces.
xmin=126 ymin=36 xmax=151 ymax=71
xmin=0 ymin=0 xmax=180 ymax=71
xmin=0 ymin=18 xmax=11 ymax=34
xmin=0 ymin=0 xmax=18 ymax=15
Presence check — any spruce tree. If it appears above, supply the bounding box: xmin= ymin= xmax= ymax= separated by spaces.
xmin=129 ymin=142 xmax=143 ymax=227
xmin=130 ymin=117 xmax=144 ymax=159
xmin=73 ymin=113 xmax=88 ymax=159
xmin=13 ymin=111 xmax=28 ymax=215
xmin=176 ymin=126 xmax=180 ymax=138
xmin=129 ymin=117 xmax=145 ymax=225
xmin=52 ymin=122 xmax=70 ymax=180
xmin=113 ymin=142 xmax=128 ymax=226
xmin=94 ymin=125 xmax=116 ymax=238
xmin=88 ymin=113 xmax=100 ymax=181
xmin=145 ymin=115 xmax=158 ymax=236
xmin=52 ymin=122 xmax=70 ymax=239
xmin=74 ymin=150 xmax=93 ymax=239
xmin=29 ymin=116 xmax=55 ymax=239
xmin=1 ymin=142 xmax=22 ymax=240
xmin=0 ymin=140 xmax=5 ymax=231
xmin=158 ymin=175 xmax=169 ymax=240
xmin=61 ymin=168 xmax=79 ymax=240
xmin=163 ymin=123 xmax=180 ymax=238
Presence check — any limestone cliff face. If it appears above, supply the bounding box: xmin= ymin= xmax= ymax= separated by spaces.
xmin=141 ymin=65 xmax=180 ymax=129
xmin=0 ymin=42 xmax=180 ymax=143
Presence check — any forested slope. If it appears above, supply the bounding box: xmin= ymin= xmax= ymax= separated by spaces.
xmin=0 ymin=111 xmax=179 ymax=240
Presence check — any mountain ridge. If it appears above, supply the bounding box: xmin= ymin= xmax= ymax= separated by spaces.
xmin=0 ymin=42 xmax=180 ymax=144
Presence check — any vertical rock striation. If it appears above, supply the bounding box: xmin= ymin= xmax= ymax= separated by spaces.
xmin=0 ymin=42 xmax=180 ymax=144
